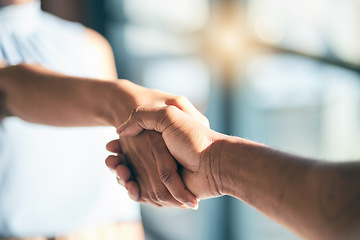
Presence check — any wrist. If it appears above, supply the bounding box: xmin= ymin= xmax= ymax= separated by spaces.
xmin=201 ymin=132 xmax=233 ymax=198
xmin=98 ymin=79 xmax=138 ymax=127
xmin=208 ymin=135 xmax=254 ymax=198
xmin=217 ymin=136 xmax=243 ymax=197
xmin=217 ymin=136 xmax=270 ymax=200
xmin=103 ymin=80 xmax=177 ymax=127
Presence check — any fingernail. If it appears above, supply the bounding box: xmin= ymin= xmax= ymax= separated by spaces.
xmin=185 ymin=201 xmax=199 ymax=210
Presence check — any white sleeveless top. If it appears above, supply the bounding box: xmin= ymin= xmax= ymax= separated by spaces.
xmin=0 ymin=1 xmax=140 ymax=237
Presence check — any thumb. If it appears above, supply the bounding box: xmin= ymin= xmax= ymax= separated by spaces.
xmin=166 ymin=96 xmax=209 ymax=128
xmin=117 ymin=106 xmax=179 ymax=137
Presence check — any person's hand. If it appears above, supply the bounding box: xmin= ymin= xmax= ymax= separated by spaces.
xmin=110 ymin=80 xmax=209 ymax=127
xmin=106 ymin=132 xmax=199 ymax=209
xmin=106 ymin=91 xmax=209 ymax=209
xmin=114 ymin=106 xmax=225 ymax=201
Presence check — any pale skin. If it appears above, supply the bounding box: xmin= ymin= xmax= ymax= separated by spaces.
xmin=1 ymin=0 xmax=205 ymax=215
xmin=107 ymin=106 xmax=360 ymax=240
xmin=0 ymin=63 xmax=204 ymax=210
xmin=1 ymin=9 xmax=148 ymax=236
xmin=1 ymin=11 xmax=209 ymax=208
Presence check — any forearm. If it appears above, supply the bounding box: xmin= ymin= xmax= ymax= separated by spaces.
xmin=217 ymin=136 xmax=360 ymax=239
xmin=114 ymin=105 xmax=359 ymax=238
xmin=0 ymin=64 xmax=137 ymax=127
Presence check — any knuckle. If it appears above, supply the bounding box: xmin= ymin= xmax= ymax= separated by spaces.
xmin=131 ymin=106 xmax=145 ymax=120
xmin=130 ymin=106 xmax=139 ymax=118
xmin=175 ymin=95 xmax=189 ymax=104
xmin=159 ymin=171 xmax=173 ymax=186
xmin=141 ymin=194 xmax=150 ymax=202
xmin=154 ymin=107 xmax=176 ymax=132
xmin=154 ymin=190 xmax=168 ymax=202
xmin=133 ymin=106 xmax=142 ymax=114
xmin=147 ymin=131 xmax=164 ymax=146
xmin=163 ymin=105 xmax=177 ymax=119
xmin=137 ymin=197 xmax=147 ymax=204
xmin=148 ymin=193 xmax=159 ymax=203
xmin=203 ymin=116 xmax=210 ymax=127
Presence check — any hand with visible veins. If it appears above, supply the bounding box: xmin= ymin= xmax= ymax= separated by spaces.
xmin=106 ymin=106 xmax=222 ymax=202
xmin=106 ymin=97 xmax=208 ymax=210
xmin=106 ymin=132 xmax=200 ymax=209
xmin=0 ymin=63 xmax=208 ymax=209
xmin=108 ymin=105 xmax=360 ymax=240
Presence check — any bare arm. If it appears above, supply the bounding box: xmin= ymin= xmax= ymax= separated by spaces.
xmin=0 ymin=63 xmax=206 ymax=209
xmin=217 ymin=137 xmax=360 ymax=240
xmin=0 ymin=64 xmax=134 ymax=126
xmin=0 ymin=26 xmax=120 ymax=125
xmin=0 ymin=25 xmax=207 ymax=210
xmin=116 ymin=106 xmax=360 ymax=240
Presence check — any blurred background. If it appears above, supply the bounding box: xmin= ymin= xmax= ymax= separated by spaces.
xmin=42 ymin=0 xmax=360 ymax=239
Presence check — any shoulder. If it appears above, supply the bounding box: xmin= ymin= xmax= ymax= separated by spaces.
xmin=84 ymin=28 xmax=114 ymax=64
xmin=82 ymin=28 xmax=118 ymax=79
xmin=40 ymin=13 xmax=118 ymax=79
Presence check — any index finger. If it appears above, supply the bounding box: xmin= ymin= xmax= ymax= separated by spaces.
xmin=106 ymin=139 xmax=122 ymax=153
xmin=152 ymin=141 xmax=198 ymax=210
xmin=165 ymin=96 xmax=209 ymax=127
xmin=117 ymin=106 xmax=183 ymax=137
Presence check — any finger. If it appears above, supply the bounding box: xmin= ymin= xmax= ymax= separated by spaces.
xmin=124 ymin=178 xmax=158 ymax=206
xmin=116 ymin=106 xmax=147 ymax=136
xmin=125 ymin=177 xmax=161 ymax=207
xmin=117 ymin=106 xmax=181 ymax=136
xmin=125 ymin=181 xmax=140 ymax=201
xmin=106 ymin=139 xmax=122 ymax=153
xmin=105 ymin=154 xmax=126 ymax=170
xmin=118 ymin=138 xmax=144 ymax=203
xmin=116 ymin=111 xmax=145 ymax=136
xmin=140 ymin=163 xmax=169 ymax=207
xmin=142 ymin=155 xmax=185 ymax=208
xmin=165 ymin=95 xmax=210 ymax=127
xmin=116 ymin=176 xmax=125 ymax=186
xmin=131 ymin=132 xmax=187 ymax=208
xmin=121 ymin=140 xmax=164 ymax=207
xmin=153 ymin=142 xmax=198 ymax=210
xmin=134 ymin=177 xmax=163 ymax=208
xmin=115 ymin=164 xmax=132 ymax=185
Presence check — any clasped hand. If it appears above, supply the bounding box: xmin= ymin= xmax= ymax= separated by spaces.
xmin=106 ymin=105 xmax=225 ymax=210
xmin=106 ymin=88 xmax=215 ymax=210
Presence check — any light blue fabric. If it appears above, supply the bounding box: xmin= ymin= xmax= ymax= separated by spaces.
xmin=0 ymin=1 xmax=140 ymax=238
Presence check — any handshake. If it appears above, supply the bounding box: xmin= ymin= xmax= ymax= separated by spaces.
xmin=2 ymin=64 xmax=359 ymax=239
xmin=106 ymin=105 xmax=224 ymax=210
xmin=0 ymin=64 xmax=226 ymax=210
xmin=0 ymin=65 xmax=265 ymax=211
